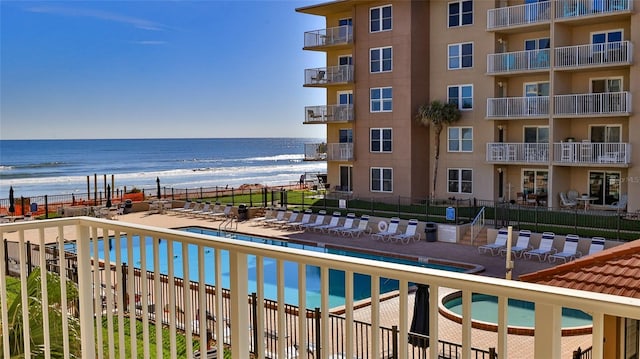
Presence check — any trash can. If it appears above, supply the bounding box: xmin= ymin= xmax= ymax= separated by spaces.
xmin=123 ymin=199 xmax=133 ymax=214
xmin=237 ymin=204 xmax=248 ymax=221
xmin=425 ymin=222 xmax=437 ymax=242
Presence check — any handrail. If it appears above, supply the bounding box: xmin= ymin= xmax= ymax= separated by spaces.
xmin=470 ymin=207 xmax=486 ymax=246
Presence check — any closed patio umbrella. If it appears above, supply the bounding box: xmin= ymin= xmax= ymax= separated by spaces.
xmin=409 ymin=284 xmax=430 ymax=348
xmin=106 ymin=184 xmax=112 ymax=208
xmin=156 ymin=177 xmax=161 ymax=199
xmin=8 ymin=186 xmax=15 ymax=214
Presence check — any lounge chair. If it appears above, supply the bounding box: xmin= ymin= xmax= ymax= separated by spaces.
xmin=587 ymin=237 xmax=606 ymax=255
xmin=251 ymin=208 xmax=276 ymax=224
xmin=284 ymin=209 xmax=312 ymax=230
xmin=339 ymin=215 xmax=371 ymax=237
xmin=271 ymin=210 xmax=299 ymax=227
xmin=189 ymin=202 xmax=211 ymax=217
xmin=180 ymin=202 xmax=204 ymax=216
xmin=524 ymin=232 xmax=556 ymax=261
xmin=478 ymin=228 xmax=508 ymax=256
xmin=549 ymin=234 xmax=581 ymax=263
xmin=261 ymin=208 xmax=286 ymax=226
xmin=299 ymin=210 xmax=327 ymax=231
xmin=372 ymin=217 xmax=400 ymax=241
xmin=208 ymin=203 xmax=232 ymax=221
xmin=313 ymin=211 xmax=342 ymax=233
xmin=390 ymin=219 xmax=421 ymax=244
xmin=500 ymin=229 xmax=532 ymax=258
xmin=606 ymin=194 xmax=628 ymax=212
xmin=168 ymin=201 xmax=194 ymax=215
xmin=328 ymin=213 xmax=356 ymax=235
xmin=559 ymin=192 xmax=577 ymax=208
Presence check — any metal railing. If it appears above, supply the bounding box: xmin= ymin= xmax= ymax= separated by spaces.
xmin=326 ymin=143 xmax=354 ymax=161
xmin=469 ymin=207 xmax=486 ymax=246
xmin=486 ymin=143 xmax=550 ymax=163
xmin=555 ymin=41 xmax=633 ymax=68
xmin=553 ymin=142 xmax=631 ymax=165
xmin=554 ymin=91 xmax=631 ymax=116
xmin=555 ymin=0 xmax=632 ymax=19
xmin=304 ymin=65 xmax=354 ymax=86
xmin=303 ymin=25 xmax=352 ymax=49
xmin=487 ymin=1 xmax=551 ymax=29
xmin=3 ymin=218 xmax=639 ymax=358
xmin=486 ymin=96 xmax=549 ymax=118
xmin=304 ymin=104 xmax=354 ymax=124
xmin=487 ymin=49 xmax=550 ymax=74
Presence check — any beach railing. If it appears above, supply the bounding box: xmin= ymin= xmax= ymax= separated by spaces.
xmin=1 ymin=218 xmax=639 ymax=358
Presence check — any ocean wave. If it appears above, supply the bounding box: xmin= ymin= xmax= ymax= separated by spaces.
xmin=178 ymin=153 xmax=304 ymax=164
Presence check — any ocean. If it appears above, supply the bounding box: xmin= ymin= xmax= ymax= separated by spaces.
xmin=0 ymin=138 xmax=326 ymax=198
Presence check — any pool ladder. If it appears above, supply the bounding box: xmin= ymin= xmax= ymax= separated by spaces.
xmin=219 ymin=216 xmax=237 ymax=237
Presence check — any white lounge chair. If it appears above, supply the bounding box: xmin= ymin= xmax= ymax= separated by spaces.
xmin=559 ymin=192 xmax=577 ymax=208
xmin=261 ymin=208 xmax=286 ymax=226
xmin=524 ymin=232 xmax=556 ymax=261
xmin=299 ymin=210 xmax=327 ymax=231
xmin=285 ymin=209 xmax=312 ymax=230
xmin=251 ymin=208 xmax=276 ymax=224
xmin=478 ymin=228 xmax=508 ymax=256
xmin=328 ymin=213 xmax=356 ymax=235
xmin=168 ymin=201 xmax=194 ymax=215
xmin=271 ymin=210 xmax=299 ymax=227
xmin=180 ymin=202 xmax=204 ymax=216
xmin=500 ymin=229 xmax=532 ymax=258
xmin=313 ymin=212 xmax=342 ymax=233
xmin=390 ymin=219 xmax=421 ymax=244
xmin=549 ymin=234 xmax=581 ymax=263
xmin=587 ymin=237 xmax=606 ymax=255
xmin=208 ymin=204 xmax=232 ymax=221
xmin=372 ymin=217 xmax=400 ymax=241
xmin=339 ymin=215 xmax=371 ymax=237
xmin=189 ymin=202 xmax=211 ymax=217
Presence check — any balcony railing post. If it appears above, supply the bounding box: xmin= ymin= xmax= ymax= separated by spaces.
xmin=391 ymin=325 xmax=399 ymax=359
xmin=76 ymin=223 xmax=96 ymax=356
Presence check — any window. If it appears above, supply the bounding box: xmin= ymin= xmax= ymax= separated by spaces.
xmin=525 ymin=37 xmax=550 ymax=67
xmin=371 ymin=167 xmax=393 ymax=192
xmin=448 ymin=169 xmax=472 ymax=193
xmin=522 ymin=169 xmax=548 ymax=195
xmin=370 ymin=128 xmax=392 ymax=152
xmin=370 ymin=87 xmax=393 ymax=112
xmin=525 ymin=37 xmax=550 ymax=50
xmin=448 ymin=0 xmax=473 ymax=27
xmin=370 ymin=47 xmax=392 ymax=73
xmin=338 ymin=91 xmax=353 ymax=105
xmin=448 ymin=84 xmax=473 ymax=109
xmin=524 ymin=82 xmax=549 ymax=96
xmin=370 ymin=5 xmax=392 ymax=32
xmin=339 ymin=55 xmax=352 ymax=66
xmin=524 ymin=126 xmax=549 ymax=143
xmin=590 ymin=125 xmax=621 ymax=143
xmin=448 ymin=127 xmax=473 ymax=152
xmin=589 ymin=171 xmax=620 ymax=205
xmin=448 ymin=42 xmax=473 ymax=69
xmin=339 ymin=129 xmax=353 ymax=143
xmin=591 ymin=29 xmax=623 ymax=49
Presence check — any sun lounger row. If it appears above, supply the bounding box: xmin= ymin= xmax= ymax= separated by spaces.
xmin=167 ymin=201 xmax=233 ymax=220
xmin=479 ymin=229 xmax=606 ymax=263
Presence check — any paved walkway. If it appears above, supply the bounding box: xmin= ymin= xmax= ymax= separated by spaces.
xmin=113 ymin=212 xmax=592 ymax=358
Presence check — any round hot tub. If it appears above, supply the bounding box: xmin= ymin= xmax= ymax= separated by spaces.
xmin=440 ymin=292 xmax=592 ymax=336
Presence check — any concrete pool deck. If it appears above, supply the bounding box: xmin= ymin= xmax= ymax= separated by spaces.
xmin=115 ymin=212 xmax=592 ymax=358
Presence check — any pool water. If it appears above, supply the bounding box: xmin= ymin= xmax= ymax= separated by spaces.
xmin=443 ymin=293 xmax=592 ymax=328
xmin=85 ymin=227 xmax=468 ymax=309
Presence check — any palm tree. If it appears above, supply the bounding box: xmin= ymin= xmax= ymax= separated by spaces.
xmin=416 ymin=100 xmax=462 ymax=198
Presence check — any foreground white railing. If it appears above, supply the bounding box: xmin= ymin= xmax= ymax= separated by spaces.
xmin=486 ymin=143 xmax=550 ymax=163
xmin=555 ymin=41 xmax=633 ymax=68
xmin=553 ymin=142 xmax=631 ymax=164
xmin=554 ymin=91 xmax=631 ymax=116
xmin=303 ymin=25 xmax=352 ymax=49
xmin=487 ymin=96 xmax=550 ymax=118
xmin=2 ymin=218 xmax=640 ymax=359
xmin=469 ymin=207 xmax=485 ymax=246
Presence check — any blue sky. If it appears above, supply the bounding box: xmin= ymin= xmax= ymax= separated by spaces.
xmin=0 ymin=1 xmax=326 ymax=139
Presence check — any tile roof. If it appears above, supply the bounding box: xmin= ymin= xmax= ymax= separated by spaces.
xmin=519 ymin=239 xmax=640 ymax=299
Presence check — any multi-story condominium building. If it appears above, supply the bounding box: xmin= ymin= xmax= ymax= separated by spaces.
xmin=297 ymin=0 xmax=639 ymax=213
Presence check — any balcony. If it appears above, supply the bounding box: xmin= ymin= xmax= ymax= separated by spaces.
xmin=555 ymin=41 xmax=633 ymax=69
xmin=326 ymin=142 xmax=353 ymax=161
xmin=486 ymin=143 xmax=550 ymax=163
xmin=303 ymin=25 xmax=352 ymax=50
xmin=554 ymin=92 xmax=631 ymax=117
xmin=487 ymin=1 xmax=550 ymax=31
xmin=304 ymin=142 xmax=326 ymax=161
xmin=486 ymin=96 xmax=550 ymax=119
xmin=1 ymin=218 xmax=639 ymax=358
xmin=304 ymin=104 xmax=354 ymax=124
xmin=553 ymin=142 xmax=631 ymax=165
xmin=487 ymin=49 xmax=550 ymax=74
xmin=303 ymin=65 xmax=354 ymax=87
xmin=555 ymin=0 xmax=633 ymax=20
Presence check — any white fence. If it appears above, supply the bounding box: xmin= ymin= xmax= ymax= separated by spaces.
xmin=303 ymin=25 xmax=352 ymax=48
xmin=486 ymin=143 xmax=550 ymax=163
xmin=487 ymin=49 xmax=550 ymax=74
xmin=553 ymin=142 xmax=631 ymax=164
xmin=554 ymin=92 xmax=631 ymax=116
xmin=555 ymin=41 xmax=633 ymax=68
xmin=486 ymin=97 xmax=550 ymax=118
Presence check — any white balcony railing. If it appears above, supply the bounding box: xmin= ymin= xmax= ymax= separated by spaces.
xmin=326 ymin=142 xmax=353 ymax=161
xmin=553 ymin=142 xmax=631 ymax=164
xmin=555 ymin=0 xmax=632 ymax=19
xmin=554 ymin=92 xmax=631 ymax=116
xmin=486 ymin=96 xmax=550 ymax=118
xmin=486 ymin=143 xmax=550 ymax=163
xmin=1 ymin=218 xmax=640 ymax=358
xmin=304 ymin=65 xmax=354 ymax=86
xmin=303 ymin=25 xmax=353 ymax=49
xmin=555 ymin=41 xmax=633 ymax=68
xmin=304 ymin=142 xmax=326 ymax=161
xmin=487 ymin=49 xmax=550 ymax=74
xmin=304 ymin=104 xmax=354 ymax=124
xmin=487 ymin=1 xmax=551 ymax=29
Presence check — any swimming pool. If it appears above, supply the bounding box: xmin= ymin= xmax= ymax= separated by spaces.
xmin=86 ymin=227 xmax=471 ymax=309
